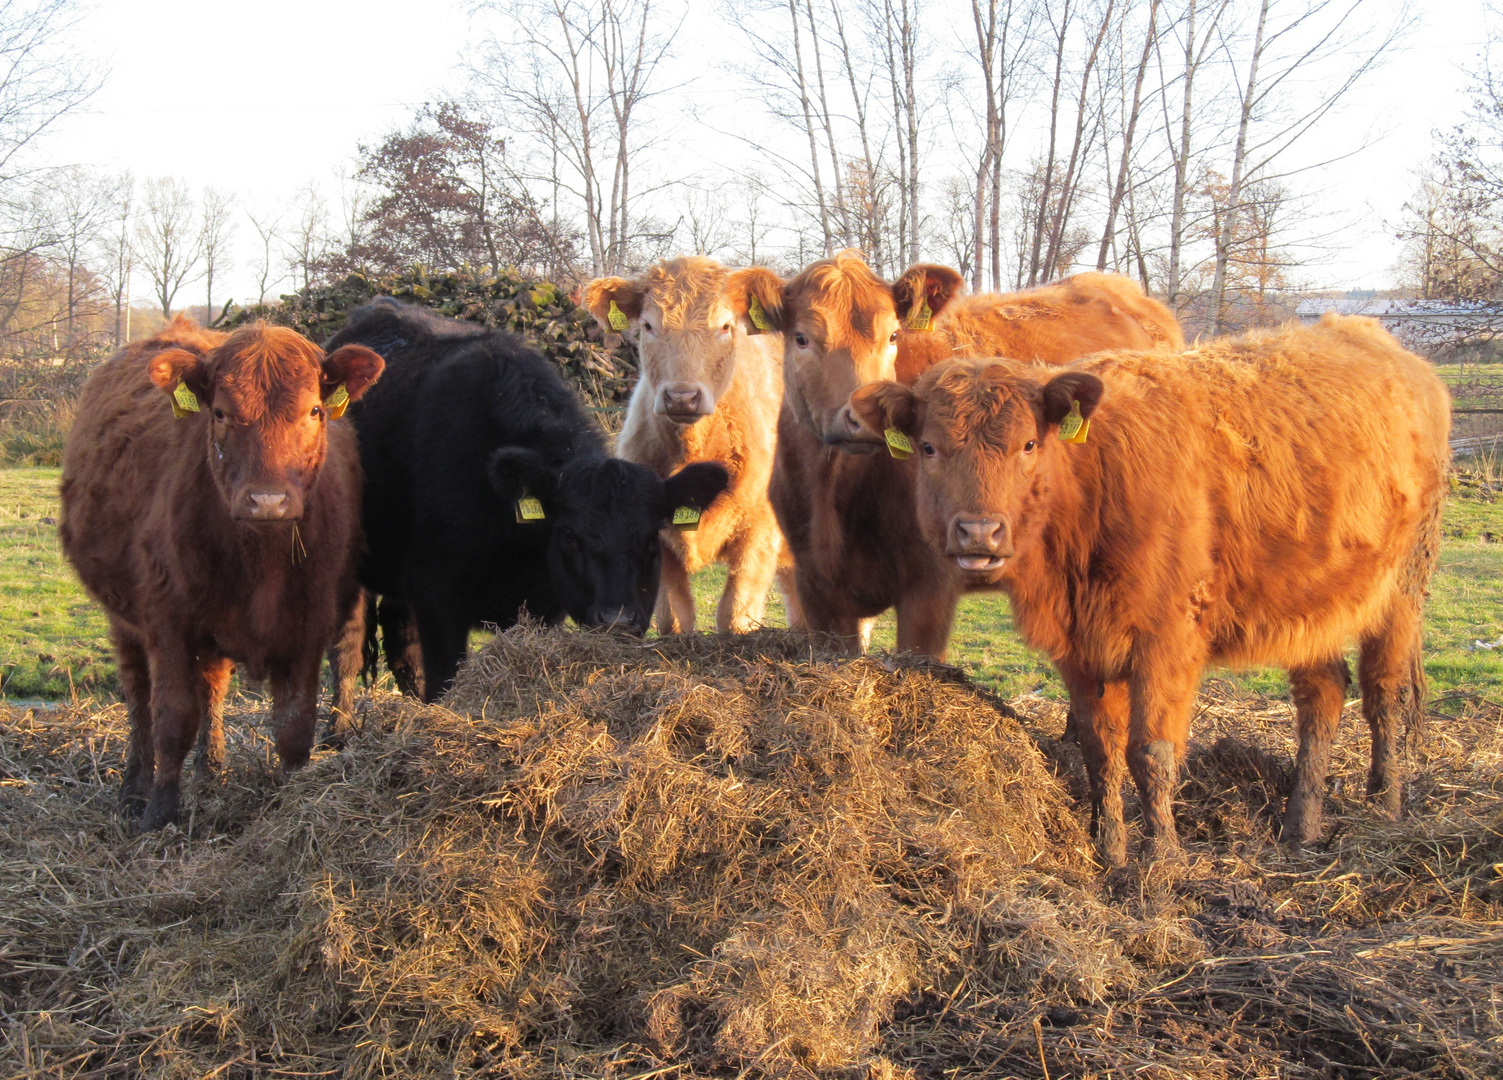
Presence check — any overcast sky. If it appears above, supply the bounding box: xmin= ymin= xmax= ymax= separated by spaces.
xmin=37 ymin=0 xmax=1491 ymax=301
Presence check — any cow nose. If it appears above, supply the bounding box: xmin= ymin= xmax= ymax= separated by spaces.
xmin=588 ymin=606 xmax=645 ymax=635
xmin=247 ymin=492 xmax=290 ymax=520
xmin=662 ymin=387 xmax=703 ymax=416
xmin=953 ymin=517 xmax=1010 ymax=555
xmin=837 ymin=403 xmax=868 ymax=436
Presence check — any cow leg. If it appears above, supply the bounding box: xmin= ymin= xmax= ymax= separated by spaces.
xmin=271 ymin=651 xmax=323 ymax=774
xmin=793 ymin=565 xmax=867 ymax=654
xmin=325 ymin=589 xmax=367 ymax=741
xmin=895 ymin=584 xmax=961 ymax=660
xmin=139 ymin=636 xmax=201 ymax=832
xmin=1282 ymin=657 xmax=1350 ymax=846
xmin=1126 ymin=648 xmax=1201 ymax=862
xmin=776 ymin=563 xmax=806 ymax=630
xmin=657 ymin=541 xmax=695 ymax=634
xmin=1359 ymin=597 xmax=1424 ymax=817
xmin=113 ymin=625 xmax=153 ymax=818
xmin=378 ymin=597 xmax=425 ymax=700
xmin=193 ymin=655 xmax=234 ymax=777
xmin=717 ymin=533 xmax=779 ymax=633
xmin=415 ymin=606 xmax=470 ymax=704
xmin=1061 ymin=664 xmax=1130 ymax=868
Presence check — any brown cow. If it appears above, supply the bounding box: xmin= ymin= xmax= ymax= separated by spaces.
xmin=851 ymin=314 xmax=1450 ymax=864
xmin=60 ymin=318 xmax=383 ymax=830
xmin=894 ymin=270 xmax=1186 ymax=384
xmin=586 ymin=257 xmax=799 ymax=632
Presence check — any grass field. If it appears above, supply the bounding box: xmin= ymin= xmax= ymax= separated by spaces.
xmin=5 ymin=464 xmax=1503 ymax=705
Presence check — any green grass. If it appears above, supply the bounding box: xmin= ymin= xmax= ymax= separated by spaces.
xmin=5 ymin=465 xmax=1502 ymax=705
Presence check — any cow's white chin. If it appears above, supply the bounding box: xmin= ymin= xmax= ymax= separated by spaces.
xmin=956 ymin=553 xmax=1005 ymax=572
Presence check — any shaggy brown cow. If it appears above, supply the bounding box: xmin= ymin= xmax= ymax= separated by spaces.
xmin=893 ymin=269 xmax=1186 ymax=384
xmin=586 ymin=257 xmax=799 ymax=632
xmin=731 ymin=251 xmax=966 ymax=654
xmin=851 ymin=315 xmax=1450 ymax=864
xmin=60 ymin=318 xmax=383 ymax=830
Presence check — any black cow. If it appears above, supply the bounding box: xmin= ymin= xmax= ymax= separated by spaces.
xmin=326 ymin=298 xmax=728 ymax=703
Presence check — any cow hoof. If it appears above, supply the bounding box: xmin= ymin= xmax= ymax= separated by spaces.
xmin=119 ymin=789 xmax=147 ymax=819
xmin=1095 ymin=829 xmax=1128 ymax=870
xmin=1280 ymin=803 xmax=1324 ymax=848
xmin=194 ymin=748 xmax=225 ymax=779
xmin=1140 ymin=834 xmax=1184 ymax=865
xmin=139 ymin=787 xmax=181 ymax=832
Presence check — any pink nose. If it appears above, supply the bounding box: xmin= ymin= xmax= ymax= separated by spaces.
xmin=953 ymin=518 xmax=1010 ymax=555
xmin=248 ymin=492 xmax=290 ymax=519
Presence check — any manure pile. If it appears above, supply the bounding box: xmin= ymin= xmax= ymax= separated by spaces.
xmin=2 ymin=628 xmax=1502 ymax=1079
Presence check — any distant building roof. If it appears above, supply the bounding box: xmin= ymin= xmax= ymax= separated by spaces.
xmin=1295 ymin=298 xmax=1503 ymax=318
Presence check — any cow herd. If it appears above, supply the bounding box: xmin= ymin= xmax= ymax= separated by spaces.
xmin=56 ymin=249 xmax=1451 ymax=869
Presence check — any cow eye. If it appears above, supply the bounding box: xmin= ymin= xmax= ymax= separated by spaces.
xmin=721 ymin=322 xmax=733 ymax=333
xmin=212 ymin=408 xmax=226 ymax=422
xmin=310 ymin=405 xmax=323 ymax=420
xmin=921 ymin=441 xmax=936 ymax=457
xmin=1023 ymin=440 xmax=1036 ymax=454
xmin=889 ymin=330 xmax=899 ymax=344
xmin=642 ymin=320 xmax=653 ymax=334
xmin=794 ymin=332 xmax=810 ymax=348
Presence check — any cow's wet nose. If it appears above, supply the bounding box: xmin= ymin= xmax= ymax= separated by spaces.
xmin=589 ymin=606 xmax=646 ymax=635
xmin=660 ymin=383 xmax=706 ymax=419
xmin=247 ymin=492 xmax=291 ymax=520
xmin=953 ymin=517 xmax=1011 ymax=556
xmin=837 ymin=403 xmax=868 ymax=436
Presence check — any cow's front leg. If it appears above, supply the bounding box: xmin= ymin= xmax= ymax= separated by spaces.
xmin=325 ymin=588 xmax=367 ymax=742
xmin=271 ymin=651 xmax=323 ymax=774
xmin=894 ymin=583 xmax=961 ymax=660
xmin=1061 ymin=663 xmax=1130 ymax=868
xmin=657 ymin=539 xmax=695 ymax=634
xmin=112 ymin=624 xmax=154 ymax=818
xmin=139 ymin=634 xmax=201 ymax=832
xmin=718 ymin=531 xmax=780 ymax=633
xmin=193 ymin=654 xmax=234 ymax=776
xmin=1126 ymin=642 xmax=1203 ymax=863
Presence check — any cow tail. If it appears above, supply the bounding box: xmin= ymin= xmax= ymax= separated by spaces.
xmin=1399 ymin=466 xmax=1447 ymax=756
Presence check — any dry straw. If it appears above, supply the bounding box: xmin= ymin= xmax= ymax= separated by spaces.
xmin=2 ymin=626 xmax=1501 ymax=1078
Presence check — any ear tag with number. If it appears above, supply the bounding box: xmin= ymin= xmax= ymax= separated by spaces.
xmin=884 ymin=428 xmax=914 ymax=459
xmin=1058 ymin=400 xmax=1090 ymax=444
xmin=515 ymin=489 xmax=546 ymax=523
xmin=325 ymin=383 xmax=350 ymax=420
xmin=906 ymin=295 xmax=933 ymax=331
xmin=171 ymin=382 xmax=199 ymax=419
xmin=607 ymin=300 xmax=630 ymax=331
xmin=672 ymin=505 xmax=701 ymax=531
xmin=747 ymin=294 xmax=771 ymax=334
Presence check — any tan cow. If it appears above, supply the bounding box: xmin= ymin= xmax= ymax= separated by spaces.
xmin=851 ymin=315 xmax=1450 ymax=864
xmin=587 ymin=257 xmax=798 ymax=633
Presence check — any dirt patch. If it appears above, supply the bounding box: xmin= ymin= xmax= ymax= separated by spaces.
xmin=2 ymin=628 xmax=1501 ymax=1077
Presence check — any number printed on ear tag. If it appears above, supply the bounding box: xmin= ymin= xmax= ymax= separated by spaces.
xmin=516 ymin=490 xmax=546 ymax=523
xmin=171 ymin=382 xmax=199 ymax=418
xmin=672 ymin=505 xmax=701 ymax=530
xmin=1058 ymin=400 xmax=1086 ymax=443
xmin=747 ymin=294 xmax=770 ymax=334
xmin=325 ymin=383 xmax=350 ymax=419
xmin=607 ymin=300 xmax=629 ymax=331
xmin=906 ymin=296 xmax=933 ymax=331
xmin=885 ymin=428 xmax=914 ymax=459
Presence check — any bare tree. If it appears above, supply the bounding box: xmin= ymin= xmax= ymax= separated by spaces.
xmin=286 ymin=182 xmax=328 ymax=292
xmin=1095 ymin=0 xmax=1166 ymax=273
xmin=0 ymin=0 xmax=101 ymax=185
xmin=469 ymin=0 xmax=683 ymax=276
xmin=49 ymin=166 xmax=116 ymax=352
xmin=136 ymin=176 xmax=199 ymax=317
xmin=199 ymin=186 xmax=234 ymax=326
xmin=97 ymin=171 xmax=133 ymax=346
xmin=246 ymin=205 xmax=284 ymax=305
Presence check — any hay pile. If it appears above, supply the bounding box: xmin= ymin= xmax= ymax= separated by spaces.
xmin=3 ymin=628 xmax=1502 ymax=1078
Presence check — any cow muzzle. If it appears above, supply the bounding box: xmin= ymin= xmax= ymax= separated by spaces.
xmin=948 ymin=515 xmax=1012 ymax=573
xmin=656 ymin=382 xmax=714 ymax=424
xmin=587 ymin=605 xmax=649 ymax=635
xmin=823 ymin=403 xmax=885 ymax=454
xmin=237 ymin=488 xmax=303 ymax=522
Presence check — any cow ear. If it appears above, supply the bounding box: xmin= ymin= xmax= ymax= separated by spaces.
xmin=891 ymin=263 xmax=965 ymax=327
xmin=660 ymin=461 xmax=730 ymax=524
xmin=323 ymin=344 xmax=384 ymax=402
xmin=849 ymin=379 xmax=918 ymax=438
xmin=488 ymin=447 xmax=559 ymax=504
xmin=584 ymin=277 xmax=643 ymax=332
xmin=1040 ymin=371 xmax=1105 ymax=427
xmin=724 ymin=267 xmax=787 ymax=333
xmin=147 ymin=348 xmax=209 ymax=407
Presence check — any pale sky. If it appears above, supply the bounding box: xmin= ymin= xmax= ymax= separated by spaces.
xmin=36 ymin=0 xmax=1491 ymax=301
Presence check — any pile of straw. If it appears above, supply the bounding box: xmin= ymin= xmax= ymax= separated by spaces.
xmin=3 ymin=627 xmax=1501 ymax=1078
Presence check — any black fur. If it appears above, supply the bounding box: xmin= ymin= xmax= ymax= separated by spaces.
xmin=327 ymin=298 xmax=729 ymax=701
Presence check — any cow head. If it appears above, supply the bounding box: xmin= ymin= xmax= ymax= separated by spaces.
xmin=148 ymin=324 xmax=384 ymax=523
xmin=727 ymin=251 xmax=961 ymax=451
xmin=587 ymin=257 xmax=772 ymax=425
xmin=489 ymin=450 xmax=730 ymax=632
xmin=850 ymin=359 xmax=1103 ymax=583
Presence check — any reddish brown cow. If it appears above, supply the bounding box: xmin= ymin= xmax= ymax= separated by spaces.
xmin=60 ymin=318 xmax=383 ymax=830
xmin=851 ymin=315 xmax=1450 ymax=864
xmin=586 ymin=257 xmax=799 ymax=632
xmin=893 ymin=269 xmax=1186 ymax=384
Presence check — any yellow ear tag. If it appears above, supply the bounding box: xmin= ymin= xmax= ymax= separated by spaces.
xmin=672 ymin=505 xmax=701 ymax=531
xmin=747 ymin=294 xmax=770 ymax=334
xmin=171 ymin=382 xmax=199 ymax=419
xmin=515 ymin=490 xmax=546 ymax=523
xmin=906 ymin=295 xmax=933 ymax=331
xmin=325 ymin=383 xmax=350 ymax=420
xmin=884 ymin=428 xmax=914 ymax=459
xmin=607 ymin=300 xmax=629 ymax=331
xmin=1058 ymin=400 xmax=1090 ymax=444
